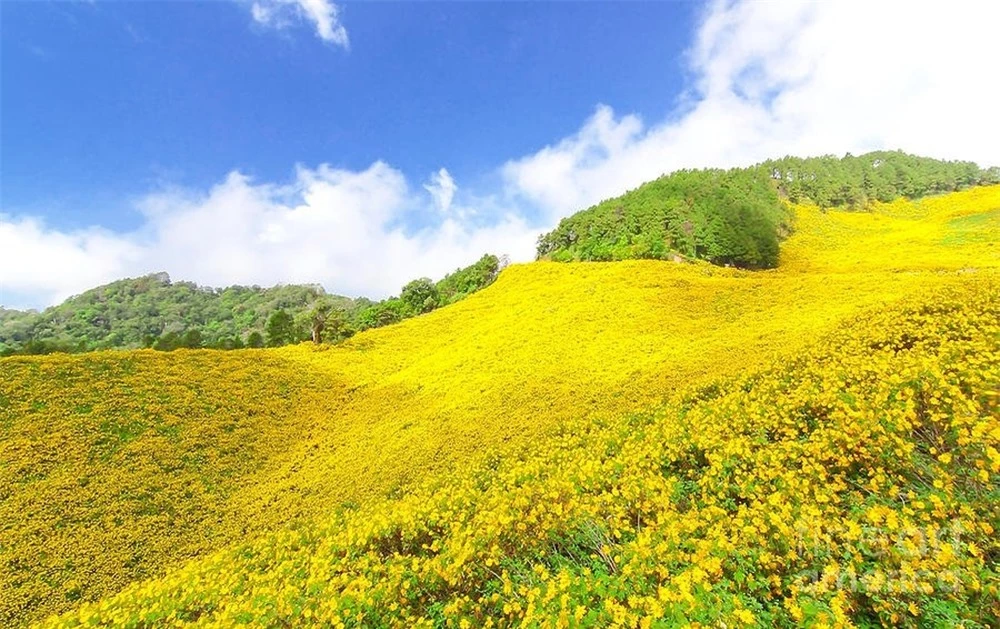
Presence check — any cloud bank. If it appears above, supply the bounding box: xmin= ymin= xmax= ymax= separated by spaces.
xmin=4 ymin=0 xmax=1000 ymax=309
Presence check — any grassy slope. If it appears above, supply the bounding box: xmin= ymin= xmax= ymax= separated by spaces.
xmin=1 ymin=186 xmax=998 ymax=625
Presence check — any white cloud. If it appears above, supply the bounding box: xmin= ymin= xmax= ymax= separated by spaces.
xmin=0 ymin=163 xmax=538 ymax=308
xmin=0 ymin=216 xmax=142 ymax=308
xmin=504 ymin=0 xmax=1000 ymax=219
xmin=249 ymin=0 xmax=349 ymax=47
xmin=423 ymin=168 xmax=458 ymax=215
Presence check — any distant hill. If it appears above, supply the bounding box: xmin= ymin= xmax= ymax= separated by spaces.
xmin=0 ymin=274 xmax=354 ymax=354
xmin=537 ymin=150 xmax=1000 ymax=268
xmin=0 ymin=254 xmax=505 ymax=355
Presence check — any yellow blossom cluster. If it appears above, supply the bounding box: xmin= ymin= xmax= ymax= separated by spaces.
xmin=1 ymin=185 xmax=998 ymax=626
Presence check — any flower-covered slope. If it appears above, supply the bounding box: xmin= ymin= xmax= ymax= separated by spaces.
xmin=1 ymin=185 xmax=998 ymax=626
xmin=41 ymin=270 xmax=1000 ymax=628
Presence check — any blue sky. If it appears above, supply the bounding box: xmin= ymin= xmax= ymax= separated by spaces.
xmin=2 ymin=1 xmax=694 ymax=232
xmin=2 ymin=0 xmax=999 ymax=309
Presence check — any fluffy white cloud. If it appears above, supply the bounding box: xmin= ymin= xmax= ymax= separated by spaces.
xmin=0 ymin=163 xmax=538 ymax=308
xmin=423 ymin=168 xmax=458 ymax=215
xmin=0 ymin=216 xmax=142 ymax=308
xmin=249 ymin=0 xmax=349 ymax=47
xmin=504 ymin=0 xmax=1000 ymax=218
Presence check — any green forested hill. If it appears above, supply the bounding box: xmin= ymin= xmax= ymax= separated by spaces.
xmin=537 ymin=167 xmax=788 ymax=268
xmin=537 ymin=150 xmax=999 ymax=268
xmin=0 ymin=273 xmax=352 ymax=354
xmin=0 ymin=254 xmax=504 ymax=355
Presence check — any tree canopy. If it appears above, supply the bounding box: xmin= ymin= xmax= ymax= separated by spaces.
xmin=760 ymin=150 xmax=999 ymax=208
xmin=537 ymin=168 xmax=788 ymax=268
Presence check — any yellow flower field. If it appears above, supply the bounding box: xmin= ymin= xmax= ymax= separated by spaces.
xmin=1 ymin=185 xmax=999 ymax=626
xmin=38 ymin=278 xmax=1000 ymax=628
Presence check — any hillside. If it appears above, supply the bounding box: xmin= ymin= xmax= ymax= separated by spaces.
xmin=537 ymin=151 xmax=999 ymax=268
xmin=0 ymin=274 xmax=351 ymax=354
xmin=0 ymin=254 xmax=503 ymax=356
xmin=1 ymin=185 xmax=999 ymax=626
xmin=38 ymin=278 xmax=1000 ymax=628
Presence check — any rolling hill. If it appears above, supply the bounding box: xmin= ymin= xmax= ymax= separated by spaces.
xmin=0 ymin=275 xmax=350 ymax=354
xmin=1 ymin=184 xmax=998 ymax=626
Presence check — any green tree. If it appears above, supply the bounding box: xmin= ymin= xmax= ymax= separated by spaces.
xmin=435 ymin=254 xmax=501 ymax=304
xmin=181 ymin=329 xmax=203 ymax=349
xmin=400 ymin=278 xmax=439 ymax=314
xmin=536 ymin=168 xmax=786 ymax=269
xmin=322 ymin=308 xmax=353 ymax=343
xmin=266 ymin=309 xmax=296 ymax=347
xmin=246 ymin=331 xmax=265 ymax=348
xmin=0 ymin=273 xmax=356 ymax=354
xmin=216 ymin=336 xmax=244 ymax=350
xmin=153 ymin=331 xmax=181 ymax=352
xmin=356 ymin=299 xmax=408 ymax=330
xmin=304 ymin=299 xmax=338 ymax=344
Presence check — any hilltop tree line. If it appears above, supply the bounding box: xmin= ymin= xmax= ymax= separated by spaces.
xmin=760 ymin=150 xmax=1000 ymax=208
xmin=0 ymin=255 xmax=505 ymax=356
xmin=537 ymin=150 xmax=999 ymax=269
